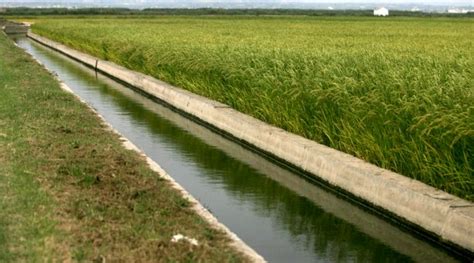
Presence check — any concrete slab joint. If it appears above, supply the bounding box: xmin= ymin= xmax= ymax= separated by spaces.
xmin=27 ymin=32 xmax=474 ymax=256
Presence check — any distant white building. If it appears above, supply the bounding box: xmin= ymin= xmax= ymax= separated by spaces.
xmin=447 ymin=8 xmax=469 ymax=14
xmin=374 ymin=7 xmax=389 ymax=16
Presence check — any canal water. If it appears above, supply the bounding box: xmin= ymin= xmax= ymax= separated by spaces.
xmin=14 ymin=37 xmax=460 ymax=262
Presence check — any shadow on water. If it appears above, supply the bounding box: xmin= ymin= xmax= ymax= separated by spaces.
xmin=14 ymin=36 xmax=460 ymax=263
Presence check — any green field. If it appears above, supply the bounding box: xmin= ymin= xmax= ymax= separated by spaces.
xmin=31 ymin=16 xmax=474 ymax=200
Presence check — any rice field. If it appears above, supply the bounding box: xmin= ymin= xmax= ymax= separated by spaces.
xmin=31 ymin=16 xmax=474 ymax=200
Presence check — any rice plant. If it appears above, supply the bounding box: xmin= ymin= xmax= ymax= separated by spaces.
xmin=32 ymin=16 xmax=474 ymax=200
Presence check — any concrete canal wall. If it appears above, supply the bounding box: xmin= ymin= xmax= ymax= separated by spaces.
xmin=28 ymin=32 xmax=474 ymax=258
xmin=3 ymin=21 xmax=29 ymax=34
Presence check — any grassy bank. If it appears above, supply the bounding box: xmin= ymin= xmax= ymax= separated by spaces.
xmin=31 ymin=16 xmax=474 ymax=201
xmin=0 ymin=33 xmax=245 ymax=262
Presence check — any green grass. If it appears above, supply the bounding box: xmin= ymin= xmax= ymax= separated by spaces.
xmin=31 ymin=16 xmax=474 ymax=201
xmin=0 ymin=32 xmax=245 ymax=262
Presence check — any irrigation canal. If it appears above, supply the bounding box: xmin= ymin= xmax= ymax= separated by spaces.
xmin=14 ymin=36 xmax=461 ymax=262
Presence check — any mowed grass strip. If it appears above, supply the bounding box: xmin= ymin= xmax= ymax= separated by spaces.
xmin=0 ymin=33 xmax=245 ymax=262
xmin=32 ymin=16 xmax=474 ymax=201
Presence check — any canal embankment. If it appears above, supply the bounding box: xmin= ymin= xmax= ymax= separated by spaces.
xmin=0 ymin=32 xmax=260 ymax=262
xmin=26 ymin=31 xmax=474 ymax=258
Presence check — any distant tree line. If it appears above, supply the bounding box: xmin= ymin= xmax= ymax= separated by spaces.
xmin=2 ymin=7 xmax=134 ymax=16
xmin=1 ymin=7 xmax=472 ymax=17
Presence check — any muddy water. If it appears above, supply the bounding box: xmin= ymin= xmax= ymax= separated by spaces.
xmin=15 ymin=37 xmax=459 ymax=263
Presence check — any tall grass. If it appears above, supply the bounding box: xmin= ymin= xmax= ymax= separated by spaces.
xmin=32 ymin=16 xmax=474 ymax=200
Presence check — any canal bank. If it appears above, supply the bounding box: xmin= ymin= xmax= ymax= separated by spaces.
xmin=0 ymin=32 xmax=257 ymax=262
xmin=25 ymin=32 xmax=474 ymax=259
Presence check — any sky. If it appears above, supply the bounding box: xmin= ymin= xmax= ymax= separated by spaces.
xmin=0 ymin=0 xmax=472 ymax=8
xmin=0 ymin=0 xmax=472 ymax=3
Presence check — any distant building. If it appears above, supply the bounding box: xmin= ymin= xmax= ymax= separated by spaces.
xmin=374 ymin=7 xmax=389 ymax=16
xmin=0 ymin=8 xmax=6 ymax=13
xmin=447 ymin=8 xmax=469 ymax=14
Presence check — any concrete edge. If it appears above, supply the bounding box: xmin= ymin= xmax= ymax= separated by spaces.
xmin=22 ymin=41 xmax=265 ymax=263
xmin=27 ymin=32 xmax=474 ymax=256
